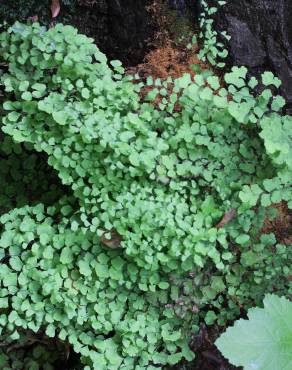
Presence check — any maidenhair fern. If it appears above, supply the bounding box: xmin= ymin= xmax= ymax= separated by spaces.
xmin=0 ymin=22 xmax=291 ymax=369
xmin=198 ymin=0 xmax=230 ymax=67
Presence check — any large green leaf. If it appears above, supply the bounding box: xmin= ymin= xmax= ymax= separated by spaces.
xmin=216 ymin=295 xmax=292 ymax=370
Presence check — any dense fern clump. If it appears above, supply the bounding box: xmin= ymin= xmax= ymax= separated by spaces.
xmin=0 ymin=22 xmax=291 ymax=369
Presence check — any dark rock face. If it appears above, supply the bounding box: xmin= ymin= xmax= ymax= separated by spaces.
xmin=72 ymin=0 xmax=155 ymax=66
xmin=0 ymin=0 xmax=155 ymax=67
xmin=213 ymin=0 xmax=292 ymax=110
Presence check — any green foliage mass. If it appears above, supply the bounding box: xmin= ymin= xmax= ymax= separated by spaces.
xmin=216 ymin=294 xmax=292 ymax=370
xmin=0 ymin=22 xmax=291 ymax=369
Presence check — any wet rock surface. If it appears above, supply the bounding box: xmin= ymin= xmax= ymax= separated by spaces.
xmin=71 ymin=0 xmax=155 ymax=66
xmin=213 ymin=0 xmax=292 ymax=111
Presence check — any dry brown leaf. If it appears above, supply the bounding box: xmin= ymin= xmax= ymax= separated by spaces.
xmin=216 ymin=209 xmax=237 ymax=229
xmin=51 ymin=0 xmax=61 ymax=18
xmin=100 ymin=229 xmax=123 ymax=249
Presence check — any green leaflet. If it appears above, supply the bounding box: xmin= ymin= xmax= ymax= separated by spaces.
xmin=260 ymin=114 xmax=292 ymax=170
